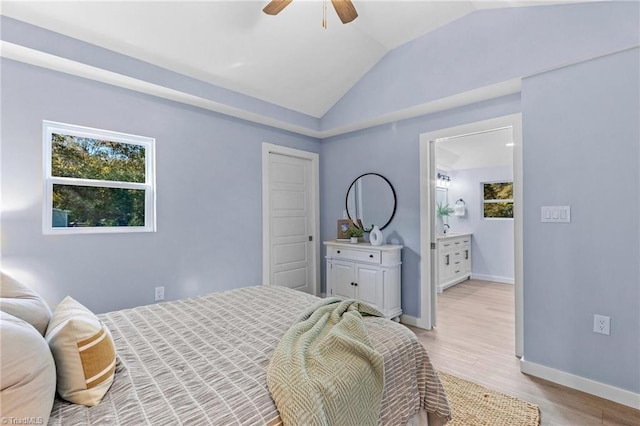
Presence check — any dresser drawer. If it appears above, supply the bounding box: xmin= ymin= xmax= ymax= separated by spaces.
xmin=438 ymin=240 xmax=455 ymax=250
xmin=331 ymin=247 xmax=381 ymax=264
xmin=452 ymin=250 xmax=465 ymax=261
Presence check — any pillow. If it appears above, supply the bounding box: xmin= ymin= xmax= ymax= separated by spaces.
xmin=0 ymin=272 xmax=52 ymax=335
xmin=46 ymin=296 xmax=116 ymax=406
xmin=0 ymin=311 xmax=56 ymax=423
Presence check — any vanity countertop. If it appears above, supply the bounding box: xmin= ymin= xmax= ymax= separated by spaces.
xmin=436 ymin=232 xmax=472 ymax=240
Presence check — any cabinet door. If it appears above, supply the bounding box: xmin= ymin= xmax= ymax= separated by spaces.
xmin=330 ymin=261 xmax=355 ymax=299
xmin=438 ymin=251 xmax=451 ymax=282
xmin=462 ymin=247 xmax=471 ymax=274
xmin=355 ymin=265 xmax=381 ymax=310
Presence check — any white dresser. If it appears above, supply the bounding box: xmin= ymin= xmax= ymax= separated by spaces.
xmin=437 ymin=233 xmax=472 ymax=293
xmin=324 ymin=240 xmax=402 ymax=320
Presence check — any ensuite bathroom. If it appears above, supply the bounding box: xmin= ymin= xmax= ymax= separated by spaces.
xmin=434 ymin=127 xmax=515 ymax=294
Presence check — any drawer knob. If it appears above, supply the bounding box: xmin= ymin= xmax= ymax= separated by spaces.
xmin=354 ymin=282 xmax=358 ymax=286
xmin=337 ymin=250 xmax=341 ymax=254
xmin=369 ymin=254 xmax=374 ymax=258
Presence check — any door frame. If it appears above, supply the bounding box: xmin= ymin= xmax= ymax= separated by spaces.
xmin=417 ymin=113 xmax=523 ymax=357
xmin=262 ymin=143 xmax=320 ymax=296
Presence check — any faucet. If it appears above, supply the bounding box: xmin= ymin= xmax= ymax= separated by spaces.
xmin=443 ymin=224 xmax=450 ymax=234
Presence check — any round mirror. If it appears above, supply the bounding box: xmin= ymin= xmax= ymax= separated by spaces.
xmin=345 ymin=173 xmax=396 ymax=231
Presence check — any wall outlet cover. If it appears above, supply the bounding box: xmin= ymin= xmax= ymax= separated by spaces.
xmin=593 ymin=314 xmax=610 ymax=335
xmin=155 ymin=286 xmax=165 ymax=301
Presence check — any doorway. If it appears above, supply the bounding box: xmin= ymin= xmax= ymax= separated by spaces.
xmin=262 ymin=143 xmax=320 ymax=295
xmin=418 ymin=114 xmax=523 ymax=357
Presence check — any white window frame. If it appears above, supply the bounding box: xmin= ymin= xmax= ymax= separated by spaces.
xmin=42 ymin=121 xmax=156 ymax=234
xmin=482 ymin=180 xmax=514 ymax=220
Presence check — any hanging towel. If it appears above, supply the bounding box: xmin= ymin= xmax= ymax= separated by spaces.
xmin=453 ymin=199 xmax=466 ymax=217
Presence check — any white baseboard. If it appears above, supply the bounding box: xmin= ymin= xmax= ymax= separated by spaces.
xmin=471 ymin=273 xmax=514 ymax=284
xmin=520 ymin=359 xmax=640 ymax=410
xmin=400 ymin=314 xmax=431 ymax=330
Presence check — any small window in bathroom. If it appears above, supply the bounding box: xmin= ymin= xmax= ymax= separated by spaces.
xmin=482 ymin=181 xmax=513 ymax=219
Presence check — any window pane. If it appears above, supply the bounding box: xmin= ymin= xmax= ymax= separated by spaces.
xmin=52 ymin=185 xmax=145 ymax=227
xmin=484 ymin=202 xmax=513 ymax=218
xmin=52 ymin=133 xmax=145 ymax=183
xmin=483 ymin=182 xmax=513 ymax=200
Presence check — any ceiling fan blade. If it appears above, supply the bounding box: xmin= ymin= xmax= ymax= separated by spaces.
xmin=263 ymin=0 xmax=293 ymax=16
xmin=331 ymin=0 xmax=358 ymax=24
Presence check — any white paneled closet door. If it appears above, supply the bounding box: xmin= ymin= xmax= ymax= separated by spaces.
xmin=268 ymin=153 xmax=314 ymax=294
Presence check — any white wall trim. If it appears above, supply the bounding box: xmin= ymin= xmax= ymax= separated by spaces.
xmin=1 ymin=41 xmax=323 ymax=138
xmin=262 ymin=143 xmax=320 ymax=296
xmin=471 ymin=274 xmax=515 ymax=285
xmin=1 ymin=41 xmax=519 ymax=139
xmin=4 ymin=41 xmax=639 ymax=140
xmin=322 ymin=79 xmax=521 ymax=138
xmin=399 ymin=314 xmax=421 ymax=327
xmin=520 ymin=359 xmax=640 ymax=410
xmin=418 ymin=114 xmax=524 ymax=359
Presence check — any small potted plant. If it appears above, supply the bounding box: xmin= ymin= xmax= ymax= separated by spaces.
xmin=345 ymin=225 xmax=364 ymax=244
xmin=436 ymin=202 xmax=454 ymax=235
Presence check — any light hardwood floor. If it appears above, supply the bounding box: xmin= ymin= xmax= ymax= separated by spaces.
xmin=408 ymin=279 xmax=640 ymax=426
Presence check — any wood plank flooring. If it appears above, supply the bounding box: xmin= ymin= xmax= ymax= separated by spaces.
xmin=407 ymin=279 xmax=640 ymax=426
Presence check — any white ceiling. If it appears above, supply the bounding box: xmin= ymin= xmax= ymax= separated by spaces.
xmin=436 ymin=126 xmax=513 ymax=170
xmin=1 ymin=1 xmax=590 ymax=118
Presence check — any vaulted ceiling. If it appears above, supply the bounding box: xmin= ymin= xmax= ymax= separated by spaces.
xmin=0 ymin=0 xmax=589 ymax=118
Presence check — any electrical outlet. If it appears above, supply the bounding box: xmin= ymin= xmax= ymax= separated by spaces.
xmin=593 ymin=314 xmax=610 ymax=335
xmin=154 ymin=286 xmax=165 ymax=301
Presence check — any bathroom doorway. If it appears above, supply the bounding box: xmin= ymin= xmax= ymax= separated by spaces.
xmin=418 ymin=114 xmax=523 ymax=357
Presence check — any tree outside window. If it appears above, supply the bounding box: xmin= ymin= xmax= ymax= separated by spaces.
xmin=43 ymin=121 xmax=155 ymax=234
xmin=482 ymin=182 xmax=513 ymax=219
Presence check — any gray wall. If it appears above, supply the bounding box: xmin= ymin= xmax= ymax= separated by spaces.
xmin=522 ymin=48 xmax=639 ymax=393
xmin=0 ymin=58 xmax=320 ymax=314
xmin=448 ymin=165 xmax=514 ymax=283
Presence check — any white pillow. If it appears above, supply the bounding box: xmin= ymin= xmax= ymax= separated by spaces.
xmin=0 ymin=272 xmax=52 ymax=335
xmin=46 ymin=296 xmax=116 ymax=407
xmin=0 ymin=311 xmax=56 ymax=423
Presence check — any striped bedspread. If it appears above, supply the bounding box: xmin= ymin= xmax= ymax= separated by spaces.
xmin=49 ymin=286 xmax=450 ymax=425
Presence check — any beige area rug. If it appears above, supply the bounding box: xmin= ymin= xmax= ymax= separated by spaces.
xmin=438 ymin=371 xmax=540 ymax=426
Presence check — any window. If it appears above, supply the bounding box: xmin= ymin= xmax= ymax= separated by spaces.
xmin=482 ymin=181 xmax=513 ymax=219
xmin=43 ymin=121 xmax=155 ymax=234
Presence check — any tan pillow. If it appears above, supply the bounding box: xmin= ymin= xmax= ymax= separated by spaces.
xmin=0 ymin=272 xmax=52 ymax=335
xmin=0 ymin=311 xmax=56 ymax=423
xmin=46 ymin=296 xmax=116 ymax=406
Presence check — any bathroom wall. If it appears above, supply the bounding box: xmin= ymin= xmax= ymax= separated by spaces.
xmin=447 ymin=165 xmax=514 ymax=283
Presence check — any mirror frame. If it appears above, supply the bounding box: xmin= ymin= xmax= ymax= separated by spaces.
xmin=345 ymin=172 xmax=397 ymax=231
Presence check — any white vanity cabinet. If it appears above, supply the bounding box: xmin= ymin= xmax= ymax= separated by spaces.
xmin=437 ymin=234 xmax=472 ymax=293
xmin=324 ymin=241 xmax=402 ymax=320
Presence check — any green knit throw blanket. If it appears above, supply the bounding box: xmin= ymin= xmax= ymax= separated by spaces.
xmin=266 ymin=298 xmax=385 ymax=426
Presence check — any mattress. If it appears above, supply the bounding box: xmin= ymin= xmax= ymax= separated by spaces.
xmin=49 ymin=286 xmax=450 ymax=425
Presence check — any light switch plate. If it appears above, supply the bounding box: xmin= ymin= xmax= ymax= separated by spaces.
xmin=541 ymin=206 xmax=571 ymax=223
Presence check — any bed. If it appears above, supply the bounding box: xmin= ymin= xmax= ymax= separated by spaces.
xmin=47 ymin=286 xmax=450 ymax=425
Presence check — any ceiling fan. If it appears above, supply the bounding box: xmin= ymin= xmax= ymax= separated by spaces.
xmin=263 ymin=0 xmax=358 ymax=26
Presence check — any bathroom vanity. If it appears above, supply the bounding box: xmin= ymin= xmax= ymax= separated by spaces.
xmin=437 ymin=233 xmax=472 ymax=293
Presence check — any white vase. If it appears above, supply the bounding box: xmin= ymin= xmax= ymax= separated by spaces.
xmin=369 ymin=225 xmax=383 ymax=246
xmin=350 ymin=237 xmax=358 ymax=244
xmin=436 ymin=216 xmax=444 ymax=235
